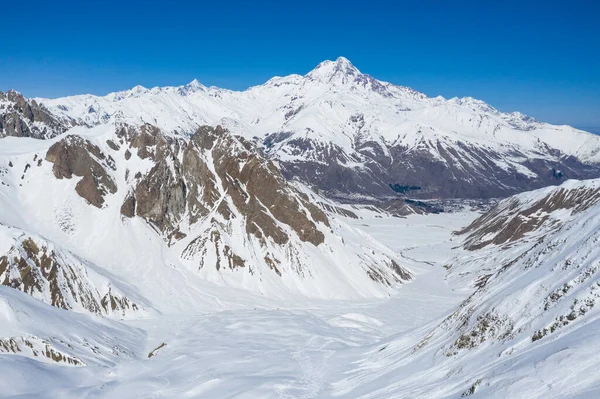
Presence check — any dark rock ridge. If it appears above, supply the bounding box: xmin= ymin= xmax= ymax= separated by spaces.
xmin=265 ymin=132 xmax=600 ymax=201
xmin=117 ymin=124 xmax=328 ymax=247
xmin=0 ymin=90 xmax=76 ymax=139
xmin=457 ymin=182 xmax=600 ymax=250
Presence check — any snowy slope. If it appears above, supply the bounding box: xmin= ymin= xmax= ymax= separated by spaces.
xmin=335 ymin=179 xmax=600 ymax=398
xmin=0 ymin=224 xmax=143 ymax=317
xmin=28 ymin=57 xmax=600 ymax=199
xmin=1 ymin=175 xmax=600 ymax=397
xmin=0 ymin=204 xmax=478 ymax=398
xmin=0 ymin=286 xmax=144 ymax=370
xmin=3 ymin=58 xmax=600 ymax=397
xmin=0 ymin=121 xmax=418 ymax=394
xmin=0 ymin=123 xmax=411 ymax=304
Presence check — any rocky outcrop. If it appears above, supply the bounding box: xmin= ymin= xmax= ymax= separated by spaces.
xmin=0 ymin=230 xmax=138 ymax=316
xmin=113 ymin=124 xmax=410 ymax=289
xmin=209 ymin=128 xmax=328 ymax=246
xmin=46 ymin=135 xmax=117 ymax=207
xmin=121 ymin=125 xmax=328 ymax=246
xmin=0 ymin=90 xmax=75 ymax=139
xmin=0 ymin=336 xmax=84 ymax=366
xmin=457 ymin=181 xmax=600 ymax=250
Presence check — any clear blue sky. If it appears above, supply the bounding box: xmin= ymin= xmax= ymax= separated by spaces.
xmin=1 ymin=0 xmax=599 ymax=130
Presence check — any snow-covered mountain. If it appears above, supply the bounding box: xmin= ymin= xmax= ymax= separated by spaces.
xmin=3 ymin=58 xmax=600 ymax=397
xmin=0 ymin=123 xmax=410 ymax=303
xmin=0 ymin=119 xmax=416 ymax=381
xmin=334 ymin=179 xmax=600 ymax=397
xmin=6 ymin=56 xmax=596 ymax=199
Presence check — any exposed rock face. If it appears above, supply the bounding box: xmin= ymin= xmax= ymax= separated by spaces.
xmin=121 ymin=125 xmax=328 ymax=246
xmin=0 ymin=230 xmax=138 ymax=316
xmin=120 ymin=193 xmax=136 ymax=218
xmin=29 ymin=122 xmax=410 ymax=296
xmin=209 ymin=128 xmax=328 ymax=246
xmin=112 ymin=124 xmax=410 ymax=289
xmin=134 ymin=154 xmax=187 ymax=232
xmin=46 ymin=135 xmax=117 ymax=207
xmin=0 ymin=336 xmax=84 ymax=366
xmin=457 ymin=181 xmax=600 ymax=250
xmin=268 ymin=134 xmax=600 ymax=201
xmin=0 ymin=90 xmax=75 ymax=139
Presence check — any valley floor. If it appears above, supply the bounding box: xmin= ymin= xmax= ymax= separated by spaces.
xmin=0 ymin=212 xmax=479 ymax=399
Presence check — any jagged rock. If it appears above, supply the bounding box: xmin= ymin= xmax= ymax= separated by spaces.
xmin=124 ymin=125 xmax=328 ymax=246
xmin=0 ymin=232 xmax=138 ymax=316
xmin=208 ymin=127 xmax=327 ymax=245
xmin=46 ymin=135 xmax=117 ymax=207
xmin=135 ymin=157 xmax=187 ymax=232
xmin=458 ymin=182 xmax=600 ymax=250
xmin=120 ymin=193 xmax=136 ymax=218
xmin=106 ymin=139 xmax=120 ymax=151
xmin=0 ymin=90 xmax=76 ymax=139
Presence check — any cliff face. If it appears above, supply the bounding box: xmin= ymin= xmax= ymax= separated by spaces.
xmin=0 ymin=90 xmax=76 ymax=139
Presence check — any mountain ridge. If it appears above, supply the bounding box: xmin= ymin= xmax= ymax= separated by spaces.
xmin=3 ymin=57 xmax=600 ymax=200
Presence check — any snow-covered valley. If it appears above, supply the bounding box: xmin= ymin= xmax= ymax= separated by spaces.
xmin=5 ymin=191 xmax=600 ymax=398
xmin=3 ymin=125 xmax=600 ymax=397
xmin=0 ymin=211 xmax=479 ymax=398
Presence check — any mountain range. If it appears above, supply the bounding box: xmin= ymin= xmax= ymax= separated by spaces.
xmin=2 ymin=58 xmax=600 ymax=398
xmin=3 ymin=57 xmax=600 ymax=200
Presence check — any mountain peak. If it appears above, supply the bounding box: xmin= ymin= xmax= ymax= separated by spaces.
xmin=333 ymin=56 xmax=355 ymax=68
xmin=306 ymin=56 xmax=362 ymax=83
xmin=186 ymin=78 xmax=202 ymax=88
xmin=178 ymin=78 xmax=206 ymax=95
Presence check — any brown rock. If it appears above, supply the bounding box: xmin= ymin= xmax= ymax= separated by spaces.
xmin=45 ymin=135 xmax=117 ymax=207
xmin=120 ymin=193 xmax=136 ymax=218
xmin=106 ymin=139 xmax=120 ymax=151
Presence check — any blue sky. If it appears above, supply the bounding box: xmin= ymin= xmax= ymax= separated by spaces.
xmin=1 ymin=0 xmax=598 ymax=130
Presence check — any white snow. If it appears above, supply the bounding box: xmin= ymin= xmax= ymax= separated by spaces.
xmin=2 ymin=58 xmax=600 ymax=397
xmin=3 ymin=138 xmax=600 ymax=397
xmin=35 ymin=57 xmax=600 ymax=168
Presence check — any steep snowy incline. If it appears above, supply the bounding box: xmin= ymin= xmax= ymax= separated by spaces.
xmin=0 ymin=224 xmax=144 ymax=317
xmin=0 ymin=286 xmax=144 ymax=372
xmin=333 ymin=179 xmax=600 ymax=398
xmin=29 ymin=57 xmax=600 ymax=199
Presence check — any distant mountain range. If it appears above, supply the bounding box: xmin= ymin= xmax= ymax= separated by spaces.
xmin=2 ymin=57 xmax=600 ymax=201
